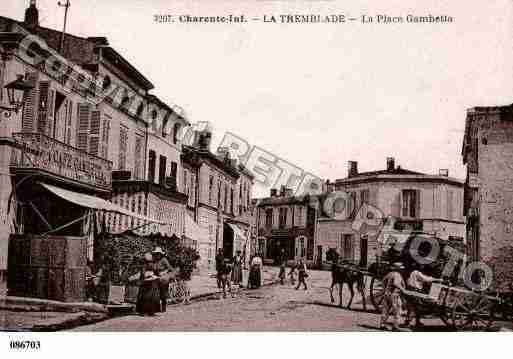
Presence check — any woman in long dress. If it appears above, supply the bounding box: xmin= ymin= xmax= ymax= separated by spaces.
xmin=231 ymin=250 xmax=243 ymax=288
xmin=136 ymin=253 xmax=161 ymax=316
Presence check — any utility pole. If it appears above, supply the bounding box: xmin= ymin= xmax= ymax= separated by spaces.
xmin=58 ymin=0 xmax=71 ymax=53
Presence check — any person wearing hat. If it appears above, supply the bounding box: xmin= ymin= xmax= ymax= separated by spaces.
xmin=136 ymin=252 xmax=161 ymax=316
xmin=379 ymin=262 xmax=407 ymax=331
xmin=153 ymin=247 xmax=172 ymax=313
xmin=405 ymin=263 xmax=442 ymax=328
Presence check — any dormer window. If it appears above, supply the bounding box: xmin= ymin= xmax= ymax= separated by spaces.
xmin=162 ymin=116 xmax=169 ymax=138
xmin=102 ymin=75 xmax=111 ymax=90
xmin=173 ymin=123 xmax=181 ymax=144
xmin=136 ymin=102 xmax=144 ymax=117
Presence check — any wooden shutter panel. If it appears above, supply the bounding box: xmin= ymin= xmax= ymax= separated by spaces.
xmin=36 ymin=81 xmax=49 ymax=134
xmin=76 ymin=103 xmax=91 ymax=152
xmin=391 ymin=192 xmax=401 ymax=217
xmin=415 ymin=189 xmax=421 ymax=219
xmin=21 ymin=72 xmax=38 ymax=133
xmin=46 ymin=89 xmax=55 ymax=136
xmin=89 ymin=110 xmax=101 ymax=156
xmin=65 ymin=100 xmax=73 ymax=145
xmin=101 ymin=115 xmax=111 ymax=159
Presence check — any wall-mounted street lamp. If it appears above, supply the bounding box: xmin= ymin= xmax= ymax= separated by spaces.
xmin=1 ymin=75 xmax=34 ymax=118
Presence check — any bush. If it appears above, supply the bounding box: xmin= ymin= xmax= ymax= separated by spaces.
xmin=94 ymin=232 xmax=200 ymax=284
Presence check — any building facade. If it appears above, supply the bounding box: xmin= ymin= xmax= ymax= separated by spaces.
xmin=256 ymin=186 xmax=316 ymax=266
xmin=181 ymin=132 xmax=254 ymax=273
xmin=316 ymin=158 xmax=466 ymax=266
xmin=462 ymin=105 xmax=513 ymax=288
xmin=0 ymin=2 xmax=195 ymax=298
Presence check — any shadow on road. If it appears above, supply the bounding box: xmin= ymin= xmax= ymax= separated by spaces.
xmin=311 ymin=300 xmax=378 ymax=314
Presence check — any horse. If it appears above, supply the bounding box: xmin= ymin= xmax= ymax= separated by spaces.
xmin=328 ymin=261 xmax=367 ymax=311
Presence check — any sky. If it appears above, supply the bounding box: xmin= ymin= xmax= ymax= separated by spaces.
xmin=2 ymin=0 xmax=513 ymax=197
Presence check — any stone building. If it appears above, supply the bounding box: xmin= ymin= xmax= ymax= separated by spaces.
xmin=316 ymin=158 xmax=465 ymax=266
xmin=462 ymin=105 xmax=513 ymax=288
xmin=181 ymin=131 xmax=254 ymax=273
xmin=256 ymin=186 xmax=316 ymax=266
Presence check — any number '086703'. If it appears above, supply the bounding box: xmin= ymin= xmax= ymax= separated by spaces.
xmin=10 ymin=340 xmax=41 ymax=350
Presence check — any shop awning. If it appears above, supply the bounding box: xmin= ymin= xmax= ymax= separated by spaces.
xmin=184 ymin=214 xmax=208 ymax=241
xmin=40 ymin=182 xmax=166 ymax=224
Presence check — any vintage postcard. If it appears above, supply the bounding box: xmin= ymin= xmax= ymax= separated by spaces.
xmin=0 ymin=0 xmax=512 ymax=356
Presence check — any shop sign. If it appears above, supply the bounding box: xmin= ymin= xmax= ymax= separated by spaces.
xmin=11 ymin=132 xmax=112 ymax=189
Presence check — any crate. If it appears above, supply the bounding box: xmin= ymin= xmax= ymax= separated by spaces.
xmin=8 ymin=234 xmax=88 ymax=302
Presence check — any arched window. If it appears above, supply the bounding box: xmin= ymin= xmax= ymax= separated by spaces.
xmin=173 ymin=123 xmax=181 ymax=144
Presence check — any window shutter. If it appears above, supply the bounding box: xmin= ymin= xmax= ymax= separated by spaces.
xmin=119 ymin=126 xmax=128 ymax=170
xmin=134 ymin=135 xmax=143 ymax=179
xmin=415 ymin=189 xmax=421 ymax=219
xmin=65 ymin=100 xmax=73 ymax=145
xmin=36 ymin=81 xmax=49 ymax=134
xmin=76 ymin=103 xmax=91 ymax=152
xmin=89 ymin=110 xmax=101 ymax=156
xmin=46 ymin=89 xmax=55 ymax=136
xmin=101 ymin=115 xmax=111 ymax=159
xmin=21 ymin=72 xmax=38 ymax=133
xmin=392 ymin=192 xmax=401 ymax=217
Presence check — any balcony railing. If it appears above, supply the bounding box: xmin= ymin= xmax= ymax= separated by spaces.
xmin=10 ymin=132 xmax=113 ymax=190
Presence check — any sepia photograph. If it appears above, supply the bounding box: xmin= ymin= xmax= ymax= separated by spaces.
xmin=0 ymin=0 xmax=512 ymax=356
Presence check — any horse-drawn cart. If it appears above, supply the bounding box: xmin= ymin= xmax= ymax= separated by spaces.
xmin=328 ymin=228 xmax=499 ymax=330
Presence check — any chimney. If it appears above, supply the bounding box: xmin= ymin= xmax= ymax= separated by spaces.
xmin=279 ymin=185 xmax=287 ymax=197
xmin=348 ymin=161 xmax=358 ymax=177
xmin=24 ymin=0 xmax=39 ymax=29
xmin=386 ymin=157 xmax=395 ymax=172
xmin=216 ymin=146 xmax=230 ymax=161
xmin=439 ymin=169 xmax=449 ymax=177
xmin=270 ymin=188 xmax=277 ymax=197
xmin=87 ymin=37 xmax=110 ymax=46
xmin=284 ymin=188 xmax=293 ymax=197
xmin=193 ymin=130 xmax=212 ymax=151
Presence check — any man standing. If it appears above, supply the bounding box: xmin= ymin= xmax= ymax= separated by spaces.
xmin=215 ymin=249 xmax=224 ymax=289
xmin=380 ymin=262 xmax=406 ymax=331
xmin=295 ymin=258 xmax=308 ymax=290
xmin=406 ymin=264 xmax=441 ymax=327
xmin=153 ymin=247 xmax=172 ymax=313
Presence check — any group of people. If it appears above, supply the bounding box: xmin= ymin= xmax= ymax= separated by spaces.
xmin=380 ymin=262 xmax=442 ymax=331
xmin=278 ymin=257 xmax=309 ymax=290
xmin=215 ymin=249 xmax=266 ymax=298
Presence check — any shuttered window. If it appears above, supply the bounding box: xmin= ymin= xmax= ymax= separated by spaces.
xmin=21 ymin=72 xmax=38 ymax=133
xmin=89 ymin=110 xmax=101 ymax=156
xmin=134 ymin=134 xmax=144 ymax=179
xmin=158 ymin=155 xmax=167 ymax=185
xmin=46 ymin=89 xmax=55 ymax=136
xmin=36 ymin=81 xmax=49 ymax=134
xmin=148 ymin=150 xmax=156 ymax=183
xmin=119 ymin=125 xmax=128 ymax=170
xmin=101 ymin=114 xmax=111 ymax=159
xmin=76 ymin=103 xmax=91 ymax=152
xmin=65 ymin=100 xmax=73 ymax=145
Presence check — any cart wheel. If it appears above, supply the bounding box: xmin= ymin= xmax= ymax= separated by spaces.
xmin=451 ymin=294 xmax=494 ymax=331
xmin=370 ymin=277 xmax=385 ymax=312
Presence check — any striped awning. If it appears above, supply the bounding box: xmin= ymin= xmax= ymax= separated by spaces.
xmin=40 ymin=182 xmax=166 ymax=224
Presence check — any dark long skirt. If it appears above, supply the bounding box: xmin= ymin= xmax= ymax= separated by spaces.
xmin=136 ymin=279 xmax=161 ymax=315
xmin=248 ymin=265 xmax=261 ymax=288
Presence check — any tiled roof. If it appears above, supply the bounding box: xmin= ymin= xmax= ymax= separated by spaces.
xmin=0 ymin=16 xmax=154 ymax=91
